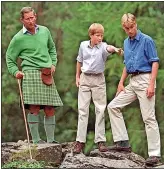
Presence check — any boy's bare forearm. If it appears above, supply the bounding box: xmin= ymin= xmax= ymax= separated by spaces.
xmin=107 ymin=45 xmax=124 ymax=56
xmin=76 ymin=61 xmax=82 ymax=78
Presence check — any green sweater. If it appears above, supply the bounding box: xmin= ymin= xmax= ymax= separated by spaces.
xmin=6 ymin=25 xmax=57 ymax=76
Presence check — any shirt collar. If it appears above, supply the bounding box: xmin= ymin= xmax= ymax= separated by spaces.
xmin=23 ymin=24 xmax=39 ymax=34
xmin=128 ymin=29 xmax=141 ymax=41
xmin=88 ymin=40 xmax=100 ymax=49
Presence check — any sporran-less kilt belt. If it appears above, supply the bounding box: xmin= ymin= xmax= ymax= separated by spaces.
xmin=22 ymin=69 xmax=63 ymax=108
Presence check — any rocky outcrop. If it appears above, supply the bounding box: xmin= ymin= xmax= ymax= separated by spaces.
xmin=2 ymin=140 xmax=62 ymax=167
xmin=60 ymin=150 xmax=145 ymax=168
xmin=2 ymin=141 xmax=163 ymax=168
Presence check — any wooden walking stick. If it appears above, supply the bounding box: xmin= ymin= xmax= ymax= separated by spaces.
xmin=17 ymin=79 xmax=33 ymax=160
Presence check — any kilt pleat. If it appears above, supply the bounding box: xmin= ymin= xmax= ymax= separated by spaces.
xmin=22 ymin=70 xmax=63 ymax=108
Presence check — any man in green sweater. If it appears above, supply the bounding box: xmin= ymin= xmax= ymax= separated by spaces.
xmin=6 ymin=7 xmax=63 ymax=144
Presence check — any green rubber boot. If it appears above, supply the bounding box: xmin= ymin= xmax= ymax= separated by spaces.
xmin=44 ymin=116 xmax=58 ymax=143
xmin=27 ymin=113 xmax=41 ymax=144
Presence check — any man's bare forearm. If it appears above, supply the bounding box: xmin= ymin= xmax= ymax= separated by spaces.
xmin=119 ymin=67 xmax=128 ymax=85
xmin=149 ymin=62 xmax=159 ymax=86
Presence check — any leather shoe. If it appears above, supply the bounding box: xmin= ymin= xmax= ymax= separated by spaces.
xmin=97 ymin=142 xmax=108 ymax=152
xmin=145 ymin=156 xmax=161 ymax=166
xmin=108 ymin=141 xmax=131 ymax=152
xmin=73 ymin=141 xmax=85 ymax=154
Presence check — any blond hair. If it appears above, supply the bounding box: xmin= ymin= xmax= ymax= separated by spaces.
xmin=20 ymin=7 xmax=36 ymax=19
xmin=88 ymin=23 xmax=104 ymax=35
xmin=121 ymin=13 xmax=136 ymax=26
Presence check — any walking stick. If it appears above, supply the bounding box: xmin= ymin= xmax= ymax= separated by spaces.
xmin=17 ymin=79 xmax=33 ymax=160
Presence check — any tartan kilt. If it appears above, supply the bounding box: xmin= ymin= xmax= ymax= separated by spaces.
xmin=22 ymin=69 xmax=63 ymax=109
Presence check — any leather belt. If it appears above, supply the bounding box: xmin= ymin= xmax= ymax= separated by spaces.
xmin=130 ymin=71 xmax=151 ymax=76
xmin=83 ymin=73 xmax=102 ymax=76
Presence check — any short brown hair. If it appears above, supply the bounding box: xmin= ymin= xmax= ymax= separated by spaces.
xmin=88 ymin=23 xmax=104 ymax=35
xmin=121 ymin=13 xmax=136 ymax=26
xmin=20 ymin=7 xmax=36 ymax=18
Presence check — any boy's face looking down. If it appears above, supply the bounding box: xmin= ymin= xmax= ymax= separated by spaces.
xmin=90 ymin=33 xmax=103 ymax=46
xmin=121 ymin=13 xmax=137 ymax=39
xmin=122 ymin=22 xmax=137 ymax=39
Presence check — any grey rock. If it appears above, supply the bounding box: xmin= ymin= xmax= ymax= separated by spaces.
xmin=1 ymin=151 xmax=12 ymax=165
xmin=153 ymin=164 xmax=164 ymax=168
xmin=61 ymin=142 xmax=74 ymax=159
xmin=90 ymin=149 xmax=145 ymax=166
xmin=60 ymin=152 xmax=144 ymax=168
xmin=2 ymin=141 xmax=162 ymax=169
xmin=35 ymin=143 xmax=62 ymax=166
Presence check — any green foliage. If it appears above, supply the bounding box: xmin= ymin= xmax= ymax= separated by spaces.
xmin=84 ymin=131 xmax=95 ymax=155
xmin=2 ymin=160 xmax=45 ymax=168
xmin=2 ymin=1 xmax=164 ymax=160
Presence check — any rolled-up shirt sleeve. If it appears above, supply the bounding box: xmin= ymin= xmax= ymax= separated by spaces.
xmin=145 ymin=38 xmax=159 ymax=63
xmin=76 ymin=43 xmax=83 ymax=63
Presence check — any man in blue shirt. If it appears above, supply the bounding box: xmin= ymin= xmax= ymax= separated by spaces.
xmin=107 ymin=13 xmax=161 ymax=167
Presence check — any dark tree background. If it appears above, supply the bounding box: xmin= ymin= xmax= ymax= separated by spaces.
xmin=1 ymin=1 xmax=164 ymax=160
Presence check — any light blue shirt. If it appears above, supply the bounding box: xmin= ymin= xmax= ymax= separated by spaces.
xmin=77 ymin=41 xmax=111 ymax=74
xmin=23 ymin=24 xmax=39 ymax=35
xmin=124 ymin=30 xmax=159 ymax=74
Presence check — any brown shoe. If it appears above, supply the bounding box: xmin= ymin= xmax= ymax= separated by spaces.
xmin=145 ymin=156 xmax=161 ymax=166
xmin=97 ymin=142 xmax=108 ymax=152
xmin=73 ymin=141 xmax=85 ymax=154
xmin=108 ymin=141 xmax=132 ymax=152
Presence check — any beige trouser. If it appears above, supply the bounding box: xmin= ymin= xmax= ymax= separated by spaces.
xmin=107 ymin=73 xmax=161 ymax=157
xmin=76 ymin=73 xmax=107 ymax=143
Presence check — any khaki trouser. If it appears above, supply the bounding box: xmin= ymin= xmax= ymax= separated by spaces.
xmin=107 ymin=73 xmax=161 ymax=157
xmin=76 ymin=73 xmax=107 ymax=143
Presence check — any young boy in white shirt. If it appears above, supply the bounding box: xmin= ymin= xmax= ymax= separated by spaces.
xmin=73 ymin=23 xmax=123 ymax=153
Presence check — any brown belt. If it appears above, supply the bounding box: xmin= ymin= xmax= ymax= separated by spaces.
xmin=83 ymin=72 xmax=103 ymax=76
xmin=130 ymin=72 xmax=151 ymax=76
